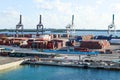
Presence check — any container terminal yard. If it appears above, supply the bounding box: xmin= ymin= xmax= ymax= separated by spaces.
xmin=0 ymin=14 xmax=120 ymax=70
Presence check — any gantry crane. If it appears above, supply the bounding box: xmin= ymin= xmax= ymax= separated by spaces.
xmin=36 ymin=15 xmax=44 ymax=36
xmin=108 ymin=14 xmax=116 ymax=35
xmin=16 ymin=15 xmax=24 ymax=37
xmin=66 ymin=15 xmax=75 ymax=38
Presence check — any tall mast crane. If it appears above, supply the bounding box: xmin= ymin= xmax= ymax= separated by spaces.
xmin=16 ymin=15 xmax=24 ymax=37
xmin=66 ymin=15 xmax=75 ymax=38
xmin=71 ymin=15 xmax=75 ymax=37
xmin=36 ymin=15 xmax=44 ymax=36
xmin=108 ymin=14 xmax=116 ymax=35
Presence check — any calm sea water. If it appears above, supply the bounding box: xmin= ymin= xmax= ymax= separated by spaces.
xmin=1 ymin=30 xmax=120 ymax=36
xmin=0 ymin=65 xmax=120 ymax=80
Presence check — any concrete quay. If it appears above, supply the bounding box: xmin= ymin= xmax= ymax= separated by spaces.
xmin=0 ymin=57 xmax=24 ymax=71
xmin=22 ymin=53 xmax=120 ymax=70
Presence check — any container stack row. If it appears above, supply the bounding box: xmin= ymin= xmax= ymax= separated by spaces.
xmin=0 ymin=35 xmax=65 ymax=50
xmin=80 ymin=40 xmax=110 ymax=49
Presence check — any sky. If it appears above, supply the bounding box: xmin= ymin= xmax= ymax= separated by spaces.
xmin=0 ymin=0 xmax=120 ymax=29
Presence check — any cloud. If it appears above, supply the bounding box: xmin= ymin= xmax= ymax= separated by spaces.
xmin=53 ymin=0 xmax=72 ymax=14
xmin=33 ymin=0 xmax=44 ymax=3
xmin=33 ymin=0 xmax=73 ymax=29
xmin=36 ymin=2 xmax=53 ymax=10
xmin=1 ymin=0 xmax=120 ymax=29
xmin=33 ymin=0 xmax=108 ymax=29
xmin=34 ymin=0 xmax=72 ymax=14
xmin=0 ymin=8 xmax=20 ymax=29
xmin=96 ymin=0 xmax=105 ymax=5
xmin=34 ymin=0 xmax=120 ymax=29
xmin=0 ymin=7 xmax=38 ymax=29
xmin=1 ymin=11 xmax=19 ymax=19
xmin=111 ymin=3 xmax=120 ymax=12
xmin=109 ymin=3 xmax=120 ymax=30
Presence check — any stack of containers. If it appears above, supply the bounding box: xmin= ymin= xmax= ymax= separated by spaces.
xmin=30 ymin=35 xmax=51 ymax=49
xmin=53 ymin=34 xmax=58 ymax=39
xmin=47 ymin=41 xmax=55 ymax=49
xmin=66 ymin=40 xmax=75 ymax=46
xmin=52 ymin=40 xmax=63 ymax=46
xmin=24 ymin=34 xmax=32 ymax=38
xmin=12 ymin=38 xmax=28 ymax=46
xmin=56 ymin=34 xmax=58 ymax=39
xmin=36 ymin=35 xmax=51 ymax=41
xmin=0 ymin=37 xmax=13 ymax=46
xmin=27 ymin=38 xmax=35 ymax=48
xmin=49 ymin=34 xmax=53 ymax=39
xmin=0 ymin=34 xmax=6 ymax=38
xmin=56 ymin=42 xmax=62 ymax=49
xmin=80 ymin=40 xmax=110 ymax=49
xmin=0 ymin=38 xmax=6 ymax=45
xmin=58 ymin=34 xmax=61 ymax=38
xmin=33 ymin=41 xmax=47 ymax=49
xmin=47 ymin=40 xmax=63 ymax=49
xmin=53 ymin=40 xmax=63 ymax=49
xmin=0 ymin=39 xmax=3 ymax=45
xmin=12 ymin=38 xmax=20 ymax=46
xmin=4 ymin=39 xmax=11 ymax=46
xmin=22 ymin=35 xmax=51 ymax=49
xmin=102 ymin=40 xmax=110 ymax=48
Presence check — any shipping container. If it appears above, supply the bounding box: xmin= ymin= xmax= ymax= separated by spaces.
xmin=47 ymin=41 xmax=55 ymax=49
xmin=94 ymin=35 xmax=112 ymax=41
xmin=58 ymin=34 xmax=61 ymax=38
xmin=49 ymin=34 xmax=53 ymax=39
xmin=80 ymin=40 xmax=110 ymax=49
xmin=53 ymin=34 xmax=58 ymax=38
xmin=31 ymin=41 xmax=48 ymax=49
xmin=35 ymin=35 xmax=51 ymax=41
xmin=0 ymin=34 xmax=6 ymax=38
xmin=12 ymin=37 xmax=28 ymax=46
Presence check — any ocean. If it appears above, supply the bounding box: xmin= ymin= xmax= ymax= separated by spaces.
xmin=0 ymin=30 xmax=120 ymax=36
xmin=0 ymin=65 xmax=120 ymax=80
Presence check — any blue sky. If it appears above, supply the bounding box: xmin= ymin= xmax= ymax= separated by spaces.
xmin=0 ymin=0 xmax=120 ymax=29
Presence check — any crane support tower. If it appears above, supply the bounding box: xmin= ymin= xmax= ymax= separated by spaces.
xmin=36 ymin=15 xmax=44 ymax=36
xmin=108 ymin=14 xmax=116 ymax=35
xmin=72 ymin=15 xmax=74 ymax=25
xmin=66 ymin=15 xmax=75 ymax=38
xmin=16 ymin=15 xmax=24 ymax=37
xmin=71 ymin=15 xmax=75 ymax=36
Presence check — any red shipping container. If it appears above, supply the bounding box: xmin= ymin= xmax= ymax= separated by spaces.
xmin=80 ymin=40 xmax=110 ymax=49
xmin=47 ymin=41 xmax=55 ymax=49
